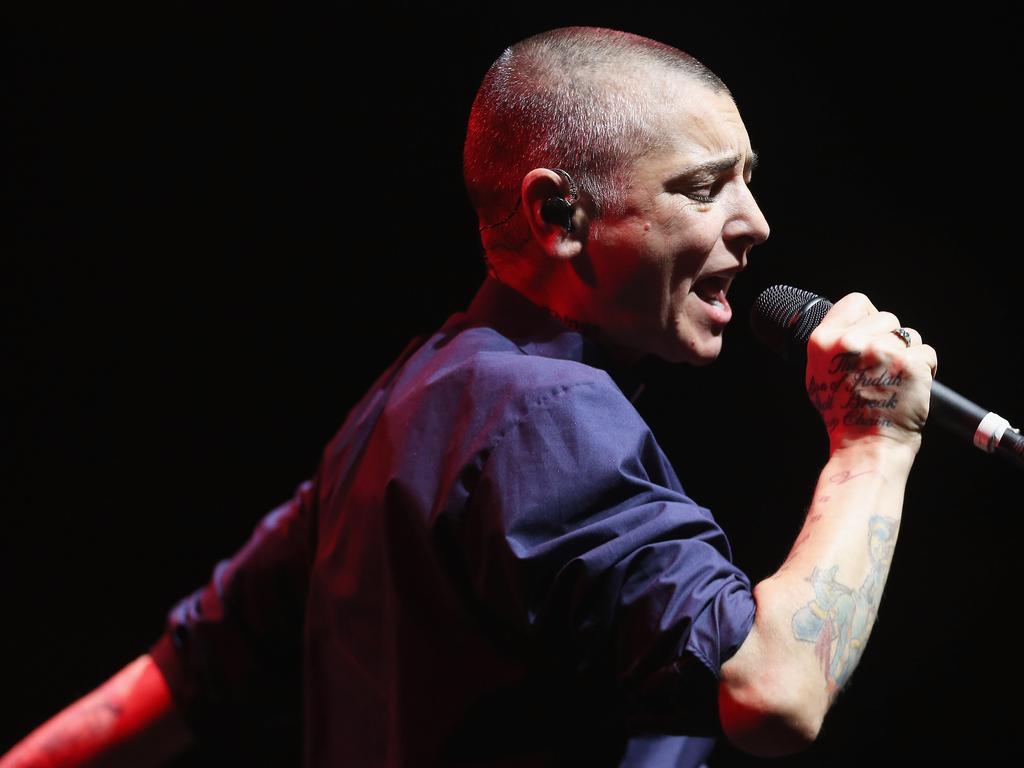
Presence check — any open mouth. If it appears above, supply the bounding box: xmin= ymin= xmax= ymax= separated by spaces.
xmin=693 ymin=275 xmax=731 ymax=307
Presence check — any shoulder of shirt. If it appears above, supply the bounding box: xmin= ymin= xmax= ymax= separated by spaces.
xmin=421 ymin=323 xmax=626 ymax=404
xmin=378 ymin=323 xmax=645 ymax=459
xmin=375 ymin=325 xmax=655 ymax=477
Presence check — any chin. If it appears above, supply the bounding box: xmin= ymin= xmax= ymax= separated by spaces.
xmin=659 ymin=312 xmax=726 ymax=365
xmin=683 ymin=350 xmax=720 ymax=367
xmin=687 ymin=352 xmax=719 ymax=367
xmin=658 ymin=335 xmax=722 ymax=366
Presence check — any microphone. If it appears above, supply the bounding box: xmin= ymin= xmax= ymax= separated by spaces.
xmin=751 ymin=284 xmax=1024 ymax=470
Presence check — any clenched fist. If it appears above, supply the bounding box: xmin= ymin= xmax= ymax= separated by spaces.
xmin=805 ymin=293 xmax=938 ymax=456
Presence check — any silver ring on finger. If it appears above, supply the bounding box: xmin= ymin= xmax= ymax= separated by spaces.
xmin=892 ymin=327 xmax=913 ymax=347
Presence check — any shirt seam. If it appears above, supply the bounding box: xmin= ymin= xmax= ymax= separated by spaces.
xmin=486 ymin=377 xmax=617 ymax=458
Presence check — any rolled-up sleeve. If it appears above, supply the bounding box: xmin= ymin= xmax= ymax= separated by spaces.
xmin=148 ymin=474 xmax=318 ymax=738
xmin=462 ymin=378 xmax=755 ymax=732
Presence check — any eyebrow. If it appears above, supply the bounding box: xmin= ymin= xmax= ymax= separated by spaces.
xmin=670 ymin=151 xmax=759 ymax=182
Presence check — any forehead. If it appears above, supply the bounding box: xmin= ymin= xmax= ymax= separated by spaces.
xmin=655 ymin=77 xmax=752 ymax=163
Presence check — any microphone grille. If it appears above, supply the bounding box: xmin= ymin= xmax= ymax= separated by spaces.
xmin=751 ymin=284 xmax=834 ymax=359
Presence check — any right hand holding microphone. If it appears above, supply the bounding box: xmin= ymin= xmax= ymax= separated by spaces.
xmin=804 ymin=293 xmax=938 ymax=457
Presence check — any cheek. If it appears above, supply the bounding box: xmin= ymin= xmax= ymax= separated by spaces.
xmin=610 ymin=256 xmax=668 ymax=315
xmin=656 ymin=214 xmax=719 ymax=290
xmin=653 ymin=198 xmax=719 ymax=244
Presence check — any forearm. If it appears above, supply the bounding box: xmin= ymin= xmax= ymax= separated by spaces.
xmin=0 ymin=654 xmax=194 ymax=768
xmin=721 ymin=440 xmax=916 ymax=756
xmin=770 ymin=441 xmax=912 ymax=676
xmin=718 ymin=292 xmax=938 ymax=755
xmin=775 ymin=439 xmax=912 ymax=607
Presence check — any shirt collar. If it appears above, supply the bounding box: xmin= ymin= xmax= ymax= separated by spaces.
xmin=452 ymin=276 xmax=646 ymax=403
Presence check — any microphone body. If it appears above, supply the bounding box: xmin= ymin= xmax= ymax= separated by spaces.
xmin=751 ymin=285 xmax=1024 ymax=470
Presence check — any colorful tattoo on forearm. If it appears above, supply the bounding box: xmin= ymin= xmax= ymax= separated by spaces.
xmin=791 ymin=515 xmax=898 ymax=693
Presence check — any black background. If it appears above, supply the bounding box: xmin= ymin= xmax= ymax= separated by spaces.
xmin=5 ymin=4 xmax=1022 ymax=765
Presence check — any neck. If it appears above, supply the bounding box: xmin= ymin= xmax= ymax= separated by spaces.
xmin=482 ymin=253 xmax=644 ymax=368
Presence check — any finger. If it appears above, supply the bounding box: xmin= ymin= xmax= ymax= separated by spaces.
xmin=906 ymin=343 xmax=938 ymax=379
xmin=821 ymin=292 xmax=877 ymax=328
xmin=850 ymin=315 xmax=925 ymax=352
xmin=890 ymin=326 xmax=923 ymax=348
xmin=837 ymin=311 xmax=904 ymax=358
xmin=813 ymin=292 xmax=878 ymax=342
xmin=877 ymin=327 xmax=926 ymax=366
xmin=848 ymin=310 xmax=902 ymax=338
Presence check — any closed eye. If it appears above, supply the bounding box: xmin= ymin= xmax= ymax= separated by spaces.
xmin=667 ymin=151 xmax=758 ymax=204
xmin=684 ymin=172 xmax=755 ymax=204
xmin=686 ymin=189 xmax=716 ymax=203
xmin=683 ymin=177 xmax=727 ymax=203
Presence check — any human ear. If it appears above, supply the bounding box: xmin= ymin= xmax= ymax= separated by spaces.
xmin=521 ymin=168 xmax=584 ymax=260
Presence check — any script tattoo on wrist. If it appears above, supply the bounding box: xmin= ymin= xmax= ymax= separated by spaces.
xmin=807 ymin=352 xmax=905 ymax=433
xmin=790 ymin=515 xmax=898 ymax=694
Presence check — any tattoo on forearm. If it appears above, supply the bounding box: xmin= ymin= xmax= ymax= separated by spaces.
xmin=829 ymin=469 xmax=872 ymax=485
xmin=791 ymin=516 xmax=898 ymax=694
xmin=808 ymin=352 xmax=905 ymax=433
xmin=815 ymin=471 xmax=873 ymax=507
xmin=35 ymin=696 xmax=124 ymax=760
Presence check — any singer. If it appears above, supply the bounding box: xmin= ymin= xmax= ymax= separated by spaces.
xmin=1 ymin=26 xmax=937 ymax=767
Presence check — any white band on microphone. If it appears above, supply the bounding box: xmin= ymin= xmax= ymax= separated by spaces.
xmin=974 ymin=412 xmax=1011 ymax=453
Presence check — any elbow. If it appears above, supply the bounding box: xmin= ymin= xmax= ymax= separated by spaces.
xmin=718 ymin=670 xmax=827 ymax=757
xmin=717 ymin=577 xmax=836 ymax=756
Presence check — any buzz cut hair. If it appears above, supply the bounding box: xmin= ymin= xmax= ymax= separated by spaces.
xmin=463 ymin=26 xmax=730 ymax=231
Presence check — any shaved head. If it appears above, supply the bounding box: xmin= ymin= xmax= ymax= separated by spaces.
xmin=463 ymin=27 xmax=730 ymax=240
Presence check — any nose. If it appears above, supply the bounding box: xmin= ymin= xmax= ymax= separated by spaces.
xmin=724 ymin=183 xmax=770 ymax=252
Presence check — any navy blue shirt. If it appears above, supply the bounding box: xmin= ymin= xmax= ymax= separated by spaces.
xmin=151 ymin=276 xmax=756 ymax=766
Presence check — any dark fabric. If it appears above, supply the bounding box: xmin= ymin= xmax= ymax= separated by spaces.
xmin=150 ymin=276 xmax=756 ymax=767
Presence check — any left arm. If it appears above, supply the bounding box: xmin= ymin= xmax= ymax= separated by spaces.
xmin=0 ymin=654 xmax=193 ymax=768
